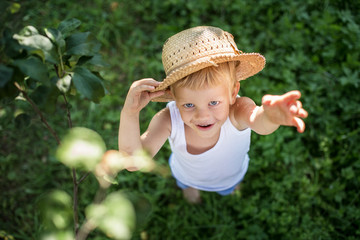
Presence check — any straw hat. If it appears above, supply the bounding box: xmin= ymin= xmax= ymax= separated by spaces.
xmin=152 ymin=26 xmax=266 ymax=102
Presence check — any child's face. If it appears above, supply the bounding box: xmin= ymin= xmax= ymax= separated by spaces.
xmin=174 ymin=83 xmax=235 ymax=138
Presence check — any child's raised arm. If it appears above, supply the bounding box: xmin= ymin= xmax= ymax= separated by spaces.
xmin=234 ymin=90 xmax=308 ymax=135
xmin=118 ymin=79 xmax=165 ymax=155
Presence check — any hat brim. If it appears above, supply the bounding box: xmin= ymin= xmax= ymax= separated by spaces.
xmin=151 ymin=53 xmax=265 ymax=102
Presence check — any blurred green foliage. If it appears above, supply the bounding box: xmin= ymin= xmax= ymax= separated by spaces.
xmin=0 ymin=0 xmax=359 ymax=239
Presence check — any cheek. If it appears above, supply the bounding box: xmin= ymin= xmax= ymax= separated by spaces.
xmin=213 ymin=107 xmax=229 ymax=120
xmin=179 ymin=110 xmax=192 ymax=123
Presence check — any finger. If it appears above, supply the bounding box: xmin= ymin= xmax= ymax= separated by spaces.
xmin=126 ymin=166 xmax=139 ymax=172
xmin=132 ymin=84 xmax=158 ymax=94
xmin=282 ymin=90 xmax=301 ymax=103
xmin=262 ymin=95 xmax=273 ymax=106
xmin=298 ymin=108 xmax=308 ymax=118
xmin=290 ymin=101 xmax=308 ymax=118
xmin=296 ymin=100 xmax=302 ymax=109
xmin=289 ymin=104 xmax=298 ymax=114
xmin=292 ymin=117 xmax=305 ymax=133
xmin=149 ymin=90 xmax=165 ymax=100
xmin=133 ymin=78 xmax=161 ymax=88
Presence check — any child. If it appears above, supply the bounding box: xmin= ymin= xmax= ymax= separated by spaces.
xmin=118 ymin=26 xmax=308 ymax=203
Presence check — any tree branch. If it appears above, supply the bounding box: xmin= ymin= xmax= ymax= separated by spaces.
xmin=78 ymin=172 xmax=91 ymax=185
xmin=72 ymin=168 xmax=80 ymax=235
xmin=63 ymin=93 xmax=73 ymax=129
xmin=14 ymin=82 xmax=61 ymax=145
xmin=76 ymin=185 xmax=107 ymax=240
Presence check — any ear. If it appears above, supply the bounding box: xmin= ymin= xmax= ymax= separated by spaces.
xmin=168 ymin=88 xmax=175 ymax=99
xmin=230 ymin=82 xmax=240 ymax=104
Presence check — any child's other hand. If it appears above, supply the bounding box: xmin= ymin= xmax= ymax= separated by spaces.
xmin=262 ymin=90 xmax=308 ymax=133
xmin=123 ymin=78 xmax=165 ymax=114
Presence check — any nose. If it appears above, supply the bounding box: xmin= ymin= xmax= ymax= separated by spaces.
xmin=194 ymin=108 xmax=210 ymax=121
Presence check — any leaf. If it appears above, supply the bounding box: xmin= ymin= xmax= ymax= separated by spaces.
xmin=56 ymin=127 xmax=106 ymax=171
xmin=37 ymin=190 xmax=73 ymax=231
xmin=86 ymin=192 xmax=136 ymax=240
xmin=56 ymin=74 xmax=72 ymax=93
xmin=13 ymin=57 xmax=49 ymax=82
xmin=18 ymin=25 xmax=39 ymax=36
xmin=13 ymin=28 xmax=59 ymax=64
xmin=8 ymin=2 xmax=21 ymax=14
xmin=41 ymin=231 xmax=74 ymax=240
xmin=44 ymin=28 xmax=66 ymax=52
xmin=58 ymin=18 xmax=81 ymax=37
xmin=65 ymin=32 xmax=100 ymax=56
xmin=72 ymin=67 xmax=105 ymax=103
xmin=77 ymin=54 xmax=109 ymax=67
xmin=2 ymin=28 xmax=23 ymax=58
xmin=29 ymin=85 xmax=60 ymax=114
xmin=0 ymin=64 xmax=14 ymax=88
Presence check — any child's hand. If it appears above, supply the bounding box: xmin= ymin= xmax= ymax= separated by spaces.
xmin=123 ymin=78 xmax=165 ymax=115
xmin=262 ymin=90 xmax=308 ymax=133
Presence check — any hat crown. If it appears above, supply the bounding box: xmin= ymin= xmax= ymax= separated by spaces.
xmin=162 ymin=26 xmax=240 ymax=76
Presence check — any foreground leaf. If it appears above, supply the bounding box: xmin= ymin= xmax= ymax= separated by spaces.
xmin=38 ymin=190 xmax=73 ymax=230
xmin=86 ymin=192 xmax=135 ymax=240
xmin=56 ymin=127 xmax=106 ymax=171
xmin=41 ymin=231 xmax=73 ymax=240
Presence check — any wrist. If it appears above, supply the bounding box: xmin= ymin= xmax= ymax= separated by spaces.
xmin=120 ymin=108 xmax=140 ymax=120
xmin=259 ymin=105 xmax=280 ymax=129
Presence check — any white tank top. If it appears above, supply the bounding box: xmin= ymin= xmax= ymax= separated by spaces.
xmin=167 ymin=101 xmax=251 ymax=192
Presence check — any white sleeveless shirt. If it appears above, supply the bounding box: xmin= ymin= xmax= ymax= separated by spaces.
xmin=167 ymin=101 xmax=251 ymax=192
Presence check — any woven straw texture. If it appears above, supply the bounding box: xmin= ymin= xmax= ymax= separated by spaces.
xmin=152 ymin=26 xmax=266 ymax=102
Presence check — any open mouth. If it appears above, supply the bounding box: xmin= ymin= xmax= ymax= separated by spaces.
xmin=196 ymin=123 xmax=214 ymax=130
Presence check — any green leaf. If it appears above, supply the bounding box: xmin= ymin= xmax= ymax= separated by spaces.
xmin=13 ymin=28 xmax=59 ymax=64
xmin=86 ymin=192 xmax=136 ymax=240
xmin=13 ymin=57 xmax=49 ymax=82
xmin=37 ymin=190 xmax=73 ymax=231
xmin=2 ymin=28 xmax=23 ymax=58
xmin=77 ymin=54 xmax=109 ymax=67
xmin=18 ymin=25 xmax=39 ymax=36
xmin=65 ymin=32 xmax=100 ymax=56
xmin=56 ymin=127 xmax=106 ymax=171
xmin=41 ymin=231 xmax=74 ymax=240
xmin=44 ymin=28 xmax=66 ymax=52
xmin=58 ymin=18 xmax=81 ymax=37
xmin=30 ymin=85 xmax=60 ymax=114
xmin=8 ymin=2 xmax=21 ymax=14
xmin=72 ymin=67 xmax=105 ymax=103
xmin=0 ymin=64 xmax=14 ymax=88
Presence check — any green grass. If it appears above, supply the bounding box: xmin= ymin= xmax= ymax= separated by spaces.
xmin=1 ymin=0 xmax=360 ymax=239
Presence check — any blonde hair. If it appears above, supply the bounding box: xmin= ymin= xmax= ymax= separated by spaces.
xmin=170 ymin=61 xmax=239 ymax=97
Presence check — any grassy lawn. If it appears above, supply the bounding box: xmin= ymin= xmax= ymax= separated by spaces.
xmin=1 ymin=0 xmax=359 ymax=239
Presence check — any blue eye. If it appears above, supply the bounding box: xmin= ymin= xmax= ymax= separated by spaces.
xmin=209 ymin=101 xmax=219 ymax=106
xmin=183 ymin=103 xmax=194 ymax=108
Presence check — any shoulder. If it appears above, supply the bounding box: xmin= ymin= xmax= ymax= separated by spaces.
xmin=229 ymin=97 xmax=257 ymax=130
